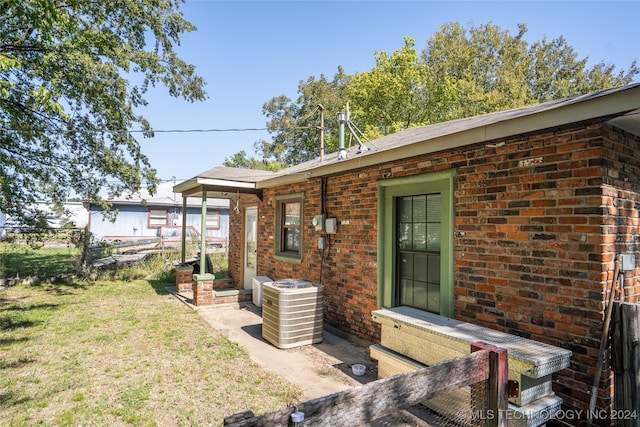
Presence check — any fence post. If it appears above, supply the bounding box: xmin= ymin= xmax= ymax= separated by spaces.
xmin=472 ymin=342 xmax=508 ymax=427
xmin=613 ymin=301 xmax=640 ymax=427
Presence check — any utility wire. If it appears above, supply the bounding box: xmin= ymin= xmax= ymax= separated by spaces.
xmin=137 ymin=127 xmax=269 ymax=133
xmin=0 ymin=126 xmax=318 ymax=134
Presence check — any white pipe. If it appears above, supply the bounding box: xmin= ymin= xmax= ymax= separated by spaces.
xmin=337 ymin=112 xmax=347 ymax=160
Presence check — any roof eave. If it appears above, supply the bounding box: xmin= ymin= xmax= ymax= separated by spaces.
xmin=176 ymin=178 xmax=263 ymax=201
xmin=258 ymin=85 xmax=640 ymax=189
xmin=173 ymin=178 xmax=199 ymax=194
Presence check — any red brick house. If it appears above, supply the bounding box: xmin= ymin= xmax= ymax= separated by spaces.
xmin=175 ymin=83 xmax=640 ymax=420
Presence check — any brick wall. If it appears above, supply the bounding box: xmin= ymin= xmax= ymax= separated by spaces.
xmin=452 ymin=121 xmax=637 ymax=412
xmin=228 ymin=119 xmax=640 ymax=413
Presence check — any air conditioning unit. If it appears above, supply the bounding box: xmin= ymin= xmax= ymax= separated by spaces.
xmin=262 ymin=279 xmax=324 ymax=349
xmin=252 ymin=276 xmax=272 ymax=308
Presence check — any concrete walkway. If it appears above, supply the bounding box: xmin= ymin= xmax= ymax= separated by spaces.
xmin=169 ymin=288 xmax=440 ymax=426
xmin=170 ymin=288 xmax=376 ymax=400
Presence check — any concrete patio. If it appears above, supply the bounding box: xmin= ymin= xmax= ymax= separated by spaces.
xmin=168 ymin=287 xmax=442 ymax=426
xmin=169 ymin=286 xmax=376 ymax=399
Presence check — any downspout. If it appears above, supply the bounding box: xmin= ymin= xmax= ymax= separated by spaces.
xmin=200 ymin=191 xmax=207 ymax=275
xmin=181 ymin=196 xmax=187 ymax=265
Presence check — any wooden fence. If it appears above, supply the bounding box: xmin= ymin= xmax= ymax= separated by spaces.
xmin=613 ymin=301 xmax=640 ymax=427
xmin=224 ymin=341 xmax=508 ymax=427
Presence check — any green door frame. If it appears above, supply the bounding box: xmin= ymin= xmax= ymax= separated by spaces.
xmin=377 ymin=169 xmax=456 ymax=318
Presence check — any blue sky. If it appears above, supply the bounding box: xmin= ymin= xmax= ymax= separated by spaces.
xmin=137 ymin=0 xmax=640 ymax=183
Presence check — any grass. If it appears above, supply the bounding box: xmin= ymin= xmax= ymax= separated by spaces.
xmin=0 ymin=246 xmax=301 ymax=426
xmin=0 ymin=241 xmax=230 ymax=282
xmin=0 ymin=244 xmax=81 ymax=280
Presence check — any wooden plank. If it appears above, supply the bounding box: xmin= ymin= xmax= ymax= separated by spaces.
xmin=225 ymin=350 xmax=492 ymax=426
xmin=373 ymin=344 xmax=562 ymax=426
xmin=91 ymin=250 xmax=161 ymax=268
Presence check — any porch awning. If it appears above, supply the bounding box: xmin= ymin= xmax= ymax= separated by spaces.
xmin=173 ymin=166 xmax=277 ymax=201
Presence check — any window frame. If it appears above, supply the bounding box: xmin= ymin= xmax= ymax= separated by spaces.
xmin=274 ymin=193 xmax=304 ymax=262
xmin=148 ymin=208 xmax=169 ymax=228
xmin=377 ymin=169 xmax=456 ymax=318
xmin=205 ymin=210 xmax=221 ymax=230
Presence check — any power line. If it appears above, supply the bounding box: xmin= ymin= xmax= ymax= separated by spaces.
xmin=135 ymin=125 xmax=318 ymax=133
xmin=139 ymin=127 xmax=269 ymax=133
xmin=0 ymin=126 xmax=318 ymax=134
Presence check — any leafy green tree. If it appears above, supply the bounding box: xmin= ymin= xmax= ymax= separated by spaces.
xmin=525 ymin=34 xmax=637 ymax=101
xmin=254 ymin=67 xmax=351 ymax=166
xmin=347 ymin=37 xmax=428 ymax=138
xmin=0 ymin=0 xmax=206 ymax=226
xmin=422 ymin=22 xmax=638 ymax=118
xmin=421 ymin=22 xmax=531 ymax=119
xmin=233 ymin=21 xmax=638 ymax=166
xmin=223 ymin=150 xmax=283 ymax=171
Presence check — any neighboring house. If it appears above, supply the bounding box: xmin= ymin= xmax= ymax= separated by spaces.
xmin=34 ymin=201 xmax=89 ymax=229
xmin=87 ymin=181 xmax=229 ymax=244
xmin=0 ymin=202 xmax=88 ymax=235
xmin=175 ymin=84 xmax=640 ymax=418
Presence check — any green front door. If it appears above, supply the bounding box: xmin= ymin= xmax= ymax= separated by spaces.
xmin=397 ymin=193 xmax=442 ymax=314
xmin=377 ymin=169 xmax=455 ymax=318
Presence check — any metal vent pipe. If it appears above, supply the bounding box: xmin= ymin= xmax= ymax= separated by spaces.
xmin=337 ymin=112 xmax=347 ymax=160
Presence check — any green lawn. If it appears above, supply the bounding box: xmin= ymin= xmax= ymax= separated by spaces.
xmin=0 ymin=244 xmax=81 ymax=280
xmin=0 ymin=247 xmax=300 ymax=426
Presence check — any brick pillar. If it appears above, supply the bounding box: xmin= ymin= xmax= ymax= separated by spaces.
xmin=175 ymin=265 xmax=194 ymax=293
xmin=192 ymin=273 xmax=215 ymax=306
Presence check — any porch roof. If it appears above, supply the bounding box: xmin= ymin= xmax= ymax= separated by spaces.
xmin=173 ymin=167 xmax=276 ymax=201
xmin=174 ymin=83 xmax=640 ymax=198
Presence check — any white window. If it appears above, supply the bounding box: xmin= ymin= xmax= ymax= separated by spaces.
xmin=206 ymin=211 xmax=220 ymax=230
xmin=148 ymin=209 xmax=168 ymax=227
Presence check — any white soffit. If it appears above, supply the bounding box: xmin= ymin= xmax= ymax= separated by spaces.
xmin=607 ymin=109 xmax=640 ymax=136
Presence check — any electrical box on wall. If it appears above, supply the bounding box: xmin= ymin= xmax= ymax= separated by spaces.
xmin=620 ymin=253 xmax=636 ymax=272
xmin=312 ymin=214 xmax=325 ymax=232
xmin=318 ymin=236 xmax=325 ymax=250
xmin=325 ymin=218 xmax=337 ymax=234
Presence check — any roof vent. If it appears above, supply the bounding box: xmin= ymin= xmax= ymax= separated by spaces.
xmin=337 ymin=103 xmax=368 ymax=160
xmin=337 ymin=112 xmax=348 ymax=160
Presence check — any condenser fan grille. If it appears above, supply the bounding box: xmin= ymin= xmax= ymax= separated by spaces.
xmin=272 ymin=279 xmax=313 ymax=289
